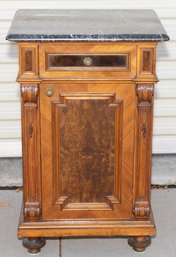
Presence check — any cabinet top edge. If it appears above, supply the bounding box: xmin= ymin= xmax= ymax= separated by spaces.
xmin=6 ymin=9 xmax=169 ymax=42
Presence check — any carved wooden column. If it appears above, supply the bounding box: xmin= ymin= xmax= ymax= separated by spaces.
xmin=21 ymin=85 xmax=41 ymax=220
xmin=133 ymin=83 xmax=154 ymax=219
xmin=128 ymin=83 xmax=154 ymax=252
xmin=21 ymin=84 xmax=45 ymax=253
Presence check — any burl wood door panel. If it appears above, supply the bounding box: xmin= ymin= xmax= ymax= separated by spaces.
xmin=57 ymin=95 xmax=117 ymax=204
xmin=41 ymin=83 xmax=135 ymax=220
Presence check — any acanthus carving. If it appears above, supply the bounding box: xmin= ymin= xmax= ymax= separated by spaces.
xmin=21 ymin=85 xmax=39 ymax=103
xmin=136 ymin=84 xmax=154 ymax=103
xmin=134 ymin=84 xmax=154 ymax=219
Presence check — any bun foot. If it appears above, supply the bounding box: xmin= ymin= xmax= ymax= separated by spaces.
xmin=128 ymin=236 xmax=151 ymax=252
xmin=22 ymin=237 xmax=46 ymax=254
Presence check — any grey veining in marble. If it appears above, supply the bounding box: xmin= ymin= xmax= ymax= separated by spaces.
xmin=6 ymin=9 xmax=169 ymax=42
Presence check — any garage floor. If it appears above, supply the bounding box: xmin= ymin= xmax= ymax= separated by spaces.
xmin=0 ymin=189 xmax=176 ymax=257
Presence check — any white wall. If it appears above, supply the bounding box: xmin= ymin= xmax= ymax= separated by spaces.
xmin=0 ymin=0 xmax=176 ymax=157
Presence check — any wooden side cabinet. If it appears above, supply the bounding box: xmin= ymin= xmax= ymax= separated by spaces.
xmin=6 ymin=9 xmax=169 ymax=254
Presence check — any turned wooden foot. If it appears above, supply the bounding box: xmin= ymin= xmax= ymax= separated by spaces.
xmin=22 ymin=237 xmax=46 ymax=254
xmin=128 ymin=236 xmax=151 ymax=252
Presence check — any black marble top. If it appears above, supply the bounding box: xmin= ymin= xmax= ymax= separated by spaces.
xmin=6 ymin=9 xmax=169 ymax=42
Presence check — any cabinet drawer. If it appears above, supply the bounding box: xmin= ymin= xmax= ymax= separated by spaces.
xmin=47 ymin=54 xmax=128 ymax=70
xmin=39 ymin=43 xmax=136 ymax=79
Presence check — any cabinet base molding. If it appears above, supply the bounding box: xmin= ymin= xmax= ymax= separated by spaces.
xmin=128 ymin=236 xmax=151 ymax=252
xmin=18 ymin=207 xmax=156 ymax=239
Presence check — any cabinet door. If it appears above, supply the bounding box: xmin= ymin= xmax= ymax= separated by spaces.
xmin=41 ymin=83 xmax=135 ymax=220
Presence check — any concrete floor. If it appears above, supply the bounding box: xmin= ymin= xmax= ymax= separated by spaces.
xmin=0 ymin=189 xmax=176 ymax=257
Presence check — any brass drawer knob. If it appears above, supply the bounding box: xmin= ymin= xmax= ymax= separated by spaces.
xmin=45 ymin=88 xmax=54 ymax=97
xmin=83 ymin=57 xmax=93 ymax=67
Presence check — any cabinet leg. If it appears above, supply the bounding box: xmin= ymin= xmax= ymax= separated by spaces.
xmin=128 ymin=236 xmax=151 ymax=252
xmin=22 ymin=237 xmax=46 ymax=254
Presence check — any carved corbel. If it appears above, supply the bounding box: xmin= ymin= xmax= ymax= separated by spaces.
xmin=21 ymin=85 xmax=41 ymax=221
xmin=24 ymin=198 xmax=41 ymax=219
xmin=133 ymin=84 xmax=154 ymax=219
xmin=136 ymin=84 xmax=154 ymax=103
xmin=133 ymin=200 xmax=150 ymax=218
xmin=21 ymin=85 xmax=38 ymax=104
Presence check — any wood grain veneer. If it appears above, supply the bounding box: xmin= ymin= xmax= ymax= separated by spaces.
xmin=17 ymin=41 xmax=158 ymax=253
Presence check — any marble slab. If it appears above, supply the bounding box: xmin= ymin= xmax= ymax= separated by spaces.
xmin=6 ymin=9 xmax=169 ymax=42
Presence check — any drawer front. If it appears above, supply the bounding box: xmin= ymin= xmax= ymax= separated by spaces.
xmin=39 ymin=43 xmax=136 ymax=79
xmin=47 ymin=54 xmax=128 ymax=70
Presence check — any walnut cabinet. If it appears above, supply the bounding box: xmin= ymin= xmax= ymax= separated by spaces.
xmin=6 ymin=9 xmax=170 ymax=254
xmin=15 ymin=41 xmax=159 ymax=253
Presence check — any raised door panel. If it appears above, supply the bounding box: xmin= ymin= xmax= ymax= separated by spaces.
xmin=52 ymin=93 xmax=122 ymax=210
xmin=41 ymin=83 xmax=135 ymax=220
